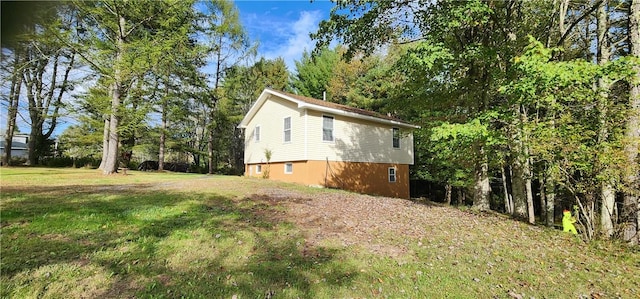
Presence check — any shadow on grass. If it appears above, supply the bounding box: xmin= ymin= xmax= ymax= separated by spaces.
xmin=1 ymin=184 xmax=358 ymax=297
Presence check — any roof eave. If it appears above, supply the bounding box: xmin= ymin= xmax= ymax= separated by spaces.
xmin=297 ymin=102 xmax=420 ymax=129
xmin=237 ymin=89 xmax=271 ymax=128
xmin=238 ymin=88 xmax=421 ymax=129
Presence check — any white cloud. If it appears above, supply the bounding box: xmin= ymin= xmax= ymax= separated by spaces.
xmin=260 ymin=10 xmax=323 ymax=71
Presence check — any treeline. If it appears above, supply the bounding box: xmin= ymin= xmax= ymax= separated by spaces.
xmin=310 ymin=0 xmax=640 ymax=244
xmin=1 ymin=1 xmax=289 ymax=175
xmin=1 ymin=0 xmax=638 ymax=244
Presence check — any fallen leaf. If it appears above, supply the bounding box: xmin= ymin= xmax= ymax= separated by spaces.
xmin=508 ymin=291 xmax=523 ymax=299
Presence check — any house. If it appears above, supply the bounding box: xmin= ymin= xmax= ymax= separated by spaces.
xmin=0 ymin=133 xmax=29 ymax=160
xmin=238 ymin=88 xmax=419 ymax=199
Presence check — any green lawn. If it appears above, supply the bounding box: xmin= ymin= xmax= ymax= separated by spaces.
xmin=1 ymin=167 xmax=638 ymax=298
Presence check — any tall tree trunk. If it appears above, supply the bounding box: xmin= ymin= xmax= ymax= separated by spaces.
xmin=473 ymin=147 xmax=491 ymax=211
xmin=511 ymin=153 xmax=534 ymax=224
xmin=102 ymin=15 xmax=126 ymax=175
xmin=525 ymin=156 xmax=535 ymax=224
xmin=207 ymin=35 xmax=224 ymax=175
xmin=622 ymin=0 xmax=640 ymax=245
xmin=103 ymin=80 xmax=121 ymax=174
xmin=158 ymin=72 xmax=170 ymax=172
xmin=502 ymin=165 xmax=513 ymax=214
xmin=511 ymin=155 xmax=528 ymax=219
xmin=445 ymin=184 xmax=452 ymax=205
xmin=207 ymin=117 xmax=214 ymax=175
xmin=596 ymin=0 xmax=617 ymax=238
xmin=4 ymin=49 xmax=23 ymax=166
xmin=159 ymin=100 xmax=167 ymax=171
xmin=546 ymin=178 xmax=556 ymax=226
xmin=539 ymin=174 xmax=547 ymax=223
xmin=98 ymin=118 xmax=109 ymax=170
xmin=22 ymin=52 xmax=38 ymax=166
xmin=511 ymin=104 xmax=532 ymax=222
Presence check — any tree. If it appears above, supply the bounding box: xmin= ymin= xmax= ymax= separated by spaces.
xmin=21 ymin=3 xmax=77 ymax=165
xmin=596 ymin=0 xmax=616 ymax=238
xmin=1 ymin=1 xmax=72 ymax=166
xmin=221 ymin=57 xmax=289 ymax=173
xmin=312 ymin=0 xmax=639 ymax=235
xmin=622 ymin=0 xmax=640 ymax=245
xmin=70 ymin=1 xmax=199 ymax=174
xmin=291 ymin=47 xmax=338 ymax=99
xmin=326 ymin=45 xmax=402 ymax=112
xmin=201 ymin=0 xmax=248 ymax=174
xmin=1 ymin=47 xmax=24 ymax=166
xmin=60 ymin=79 xmax=111 ymax=163
xmin=145 ymin=1 xmax=206 ymax=171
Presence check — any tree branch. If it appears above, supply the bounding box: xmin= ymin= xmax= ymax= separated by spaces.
xmin=556 ymin=0 xmax=604 ymax=47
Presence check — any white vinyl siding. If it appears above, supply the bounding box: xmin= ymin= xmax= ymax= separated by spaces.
xmin=243 ymin=97 xmax=305 ymax=163
xmin=243 ymin=93 xmax=414 ymax=165
xmin=305 ymin=110 xmax=414 ymax=164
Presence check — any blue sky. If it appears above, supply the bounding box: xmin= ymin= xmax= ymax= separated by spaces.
xmin=2 ymin=1 xmax=337 ymax=136
xmin=233 ymin=0 xmax=335 ymax=71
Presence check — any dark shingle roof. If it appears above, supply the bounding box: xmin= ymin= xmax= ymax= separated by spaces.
xmin=267 ymin=88 xmax=414 ymax=126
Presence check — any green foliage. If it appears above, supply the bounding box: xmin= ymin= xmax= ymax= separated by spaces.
xmin=223 ymin=57 xmax=290 ymax=114
xmin=500 ymin=38 xmax=636 ymax=194
xmin=58 ymin=124 xmax=103 ymax=160
xmin=291 ymin=47 xmax=339 ymax=99
xmin=262 ymin=148 xmax=272 ymax=179
xmin=216 ymin=57 xmax=289 ymax=173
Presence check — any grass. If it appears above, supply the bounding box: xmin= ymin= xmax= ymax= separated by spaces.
xmin=1 ymin=167 xmax=639 ymax=298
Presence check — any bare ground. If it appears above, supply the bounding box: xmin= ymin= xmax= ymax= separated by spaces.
xmin=247 ymin=187 xmax=529 ymax=258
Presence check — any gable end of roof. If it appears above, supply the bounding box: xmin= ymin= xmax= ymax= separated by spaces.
xmin=238 ymin=88 xmax=419 ymax=129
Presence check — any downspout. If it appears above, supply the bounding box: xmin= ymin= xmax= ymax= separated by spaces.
xmin=304 ymin=109 xmax=308 ymax=160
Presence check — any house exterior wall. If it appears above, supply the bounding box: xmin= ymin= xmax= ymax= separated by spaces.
xmin=244 ymin=96 xmax=306 ymax=164
xmin=246 ymin=160 xmax=410 ymax=199
xmin=0 ymin=134 xmax=29 ymax=159
xmin=243 ymin=95 xmax=414 ymax=165
xmin=304 ymin=109 xmax=414 ymax=164
xmin=241 ymin=91 xmax=415 ymax=199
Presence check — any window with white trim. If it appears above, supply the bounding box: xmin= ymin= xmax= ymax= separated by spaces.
xmin=285 ymin=163 xmax=293 ymax=174
xmin=322 ymin=115 xmax=334 ymax=142
xmin=283 ymin=117 xmax=291 ymax=143
xmin=255 ymin=125 xmax=261 ymax=142
xmin=388 ymin=167 xmax=397 ymax=183
xmin=392 ymin=127 xmax=400 ymax=148
xmin=256 ymin=164 xmax=262 ymax=174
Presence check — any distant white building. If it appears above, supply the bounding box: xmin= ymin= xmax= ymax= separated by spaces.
xmin=0 ymin=133 xmax=29 ymax=159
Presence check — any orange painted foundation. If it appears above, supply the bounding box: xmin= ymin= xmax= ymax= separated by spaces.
xmin=245 ymin=160 xmax=410 ymax=199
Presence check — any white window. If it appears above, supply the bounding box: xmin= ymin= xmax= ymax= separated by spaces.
xmin=256 ymin=164 xmax=262 ymax=174
xmin=285 ymin=163 xmax=293 ymax=174
xmin=283 ymin=117 xmax=291 ymax=143
xmin=255 ymin=125 xmax=261 ymax=142
xmin=323 ymin=115 xmax=334 ymax=142
xmin=392 ymin=127 xmax=400 ymax=149
xmin=388 ymin=167 xmax=397 ymax=183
